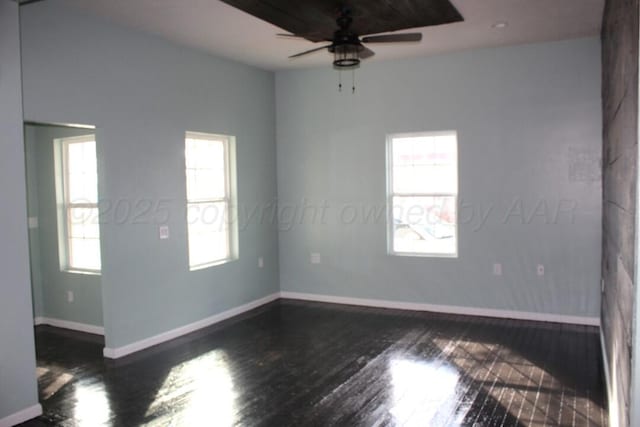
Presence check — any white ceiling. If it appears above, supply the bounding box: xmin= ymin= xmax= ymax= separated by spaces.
xmin=58 ymin=0 xmax=604 ymax=71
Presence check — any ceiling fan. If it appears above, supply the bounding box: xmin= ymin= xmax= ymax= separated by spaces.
xmin=281 ymin=7 xmax=423 ymax=69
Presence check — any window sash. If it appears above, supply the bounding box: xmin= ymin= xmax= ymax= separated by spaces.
xmin=187 ymin=200 xmax=231 ymax=267
xmin=66 ymin=205 xmax=101 ymax=272
xmin=388 ymin=198 xmax=458 ymax=257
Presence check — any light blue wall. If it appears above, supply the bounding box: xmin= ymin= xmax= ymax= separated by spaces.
xmin=0 ymin=0 xmax=40 ymax=421
xmin=25 ymin=124 xmax=104 ymax=327
xmin=275 ymin=38 xmax=602 ymax=318
xmin=25 ymin=125 xmax=43 ymax=318
xmin=19 ymin=0 xmax=600 ymax=356
xmin=21 ymin=1 xmax=279 ymax=348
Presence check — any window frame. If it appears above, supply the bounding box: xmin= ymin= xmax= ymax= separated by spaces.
xmin=185 ymin=131 xmax=238 ymax=270
xmin=55 ymin=134 xmax=102 ymax=274
xmin=386 ymin=130 xmax=459 ymax=258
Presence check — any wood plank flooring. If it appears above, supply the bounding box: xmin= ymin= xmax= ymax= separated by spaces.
xmin=21 ymin=300 xmax=606 ymax=426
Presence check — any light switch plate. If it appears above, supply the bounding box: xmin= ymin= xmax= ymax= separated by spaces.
xmin=28 ymin=217 xmax=38 ymax=229
xmin=258 ymin=257 xmax=264 ymax=268
xmin=493 ymin=263 xmax=502 ymax=276
xmin=310 ymin=253 xmax=321 ymax=264
xmin=159 ymin=225 xmax=170 ymax=240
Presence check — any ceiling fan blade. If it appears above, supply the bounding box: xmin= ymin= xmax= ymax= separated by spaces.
xmin=289 ymin=44 xmax=333 ymax=59
xmin=360 ymin=46 xmax=375 ymax=60
xmin=277 ymin=33 xmax=305 ymax=38
xmin=361 ymin=33 xmax=423 ymax=43
xmin=278 ymin=33 xmax=333 ymax=43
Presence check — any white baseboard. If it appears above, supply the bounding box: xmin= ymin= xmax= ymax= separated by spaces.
xmin=100 ymin=290 xmax=598 ymax=360
xmin=103 ymin=292 xmax=280 ymax=359
xmin=279 ymin=291 xmax=601 ymax=326
xmin=34 ymin=317 xmax=104 ymax=335
xmin=600 ymin=330 xmax=612 ymax=402
xmin=0 ymin=404 xmax=42 ymax=427
xmin=600 ymin=330 xmax=619 ymax=427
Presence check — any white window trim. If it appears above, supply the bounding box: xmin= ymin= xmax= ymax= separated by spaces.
xmin=386 ymin=130 xmax=459 ymax=258
xmin=185 ymin=131 xmax=238 ymax=271
xmin=55 ymin=134 xmax=102 ymax=274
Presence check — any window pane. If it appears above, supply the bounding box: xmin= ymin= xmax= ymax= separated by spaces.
xmin=68 ymin=207 xmax=100 ymax=239
xmin=68 ymin=206 xmax=101 ymax=270
xmin=185 ymin=137 xmax=227 ymax=201
xmin=392 ymin=135 xmax=457 ymax=195
xmin=392 ymin=196 xmax=457 ymax=255
xmin=67 ymin=172 xmax=98 ymax=203
xmin=67 ymin=139 xmax=98 ymax=203
xmin=69 ymin=238 xmax=101 ymax=271
xmin=187 ymin=201 xmax=229 ymax=267
xmin=186 ymin=138 xmax=225 ymax=170
xmin=186 ymin=168 xmax=226 ymax=201
xmin=67 ymin=142 xmax=84 ymax=171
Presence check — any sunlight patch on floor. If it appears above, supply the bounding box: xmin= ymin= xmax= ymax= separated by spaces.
xmin=390 ymin=358 xmax=463 ymax=426
xmin=433 ymin=337 xmax=602 ymax=426
xmin=145 ymin=350 xmax=237 ymax=425
xmin=73 ymin=383 xmax=111 ymax=425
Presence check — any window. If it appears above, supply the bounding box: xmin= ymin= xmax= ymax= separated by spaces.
xmin=56 ymin=135 xmax=101 ymax=272
xmin=185 ymin=132 xmax=237 ymax=269
xmin=387 ymin=131 xmax=458 ymax=257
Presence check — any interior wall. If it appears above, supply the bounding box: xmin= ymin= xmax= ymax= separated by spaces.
xmin=0 ymin=0 xmax=40 ymax=422
xmin=25 ymin=124 xmax=104 ymax=327
xmin=275 ymin=37 xmax=603 ymax=319
xmin=25 ymin=125 xmax=43 ymax=319
xmin=601 ymin=0 xmax=639 ymax=425
xmin=20 ymin=1 xmax=279 ymax=350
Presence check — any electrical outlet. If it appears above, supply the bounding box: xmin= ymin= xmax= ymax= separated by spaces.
xmin=67 ymin=291 xmax=74 ymax=303
xmin=159 ymin=225 xmax=170 ymax=240
xmin=310 ymin=253 xmax=321 ymax=264
xmin=258 ymin=256 xmax=264 ymax=268
xmin=493 ymin=263 xmax=502 ymax=276
xmin=537 ymin=264 xmax=545 ymax=276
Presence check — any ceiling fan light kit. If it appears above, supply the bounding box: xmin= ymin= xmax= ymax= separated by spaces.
xmin=331 ymin=43 xmax=362 ymax=69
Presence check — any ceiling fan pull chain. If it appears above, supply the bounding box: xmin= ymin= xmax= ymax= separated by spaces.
xmin=352 ymin=68 xmax=356 ymax=94
xmin=338 ymin=69 xmax=342 ymax=92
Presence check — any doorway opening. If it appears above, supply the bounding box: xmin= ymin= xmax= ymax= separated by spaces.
xmin=23 ymin=121 xmax=106 ymax=410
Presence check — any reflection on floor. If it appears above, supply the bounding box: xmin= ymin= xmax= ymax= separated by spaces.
xmin=22 ymin=300 xmax=606 ymax=426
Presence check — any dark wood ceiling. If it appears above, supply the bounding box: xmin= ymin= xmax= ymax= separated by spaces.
xmin=219 ymin=0 xmax=464 ymax=42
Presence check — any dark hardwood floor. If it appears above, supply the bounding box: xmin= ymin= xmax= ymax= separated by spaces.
xmin=21 ymin=300 xmax=606 ymax=426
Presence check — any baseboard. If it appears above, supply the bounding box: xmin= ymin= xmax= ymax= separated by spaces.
xmin=34 ymin=317 xmax=104 ymax=335
xmin=600 ymin=330 xmax=619 ymax=427
xmin=0 ymin=404 xmax=42 ymax=427
xmin=279 ymin=291 xmax=601 ymax=327
xmin=100 ymin=290 xmax=598 ymax=359
xmin=103 ymin=292 xmax=280 ymax=359
xmin=600 ymin=330 xmax=612 ymax=403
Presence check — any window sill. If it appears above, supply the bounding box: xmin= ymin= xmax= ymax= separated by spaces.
xmin=189 ymin=257 xmax=237 ymax=271
xmin=389 ymin=251 xmax=458 ymax=259
xmin=62 ymin=269 xmax=101 ymax=276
